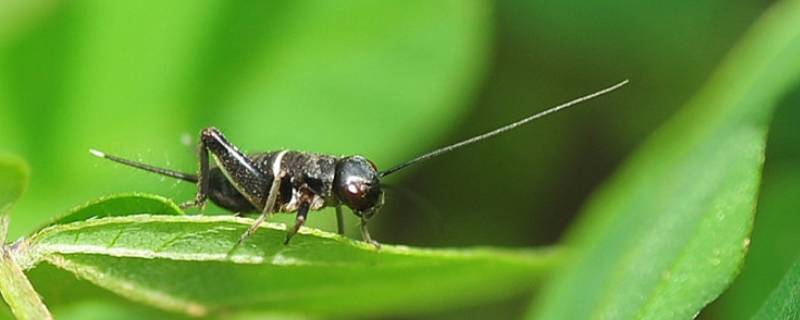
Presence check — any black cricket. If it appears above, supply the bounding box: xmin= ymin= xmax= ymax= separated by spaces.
xmin=91 ymin=80 xmax=628 ymax=248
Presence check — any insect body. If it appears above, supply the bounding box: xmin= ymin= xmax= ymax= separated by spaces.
xmin=91 ymin=80 xmax=628 ymax=248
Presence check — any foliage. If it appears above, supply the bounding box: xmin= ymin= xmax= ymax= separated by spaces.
xmin=529 ymin=0 xmax=800 ymax=318
xmin=0 ymin=155 xmax=50 ymax=319
xmin=1 ymin=155 xmax=561 ymax=318
xmin=8 ymin=195 xmax=559 ymax=318
xmin=1 ymin=0 xmax=799 ymax=319
xmin=752 ymin=257 xmax=800 ymax=319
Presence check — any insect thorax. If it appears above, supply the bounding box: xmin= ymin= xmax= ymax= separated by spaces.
xmin=251 ymin=151 xmax=339 ymax=213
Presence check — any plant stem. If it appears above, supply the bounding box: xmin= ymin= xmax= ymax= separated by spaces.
xmin=0 ymin=245 xmax=52 ymax=320
xmin=0 ymin=215 xmax=8 ymax=244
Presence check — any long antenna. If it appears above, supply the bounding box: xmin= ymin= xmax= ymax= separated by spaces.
xmin=380 ymin=80 xmax=629 ymax=177
xmin=89 ymin=149 xmax=199 ymax=183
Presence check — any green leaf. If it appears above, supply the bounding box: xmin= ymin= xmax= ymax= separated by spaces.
xmin=529 ymin=1 xmax=800 ymax=319
xmin=26 ymin=263 xmax=197 ymax=320
xmin=17 ymin=215 xmax=560 ymax=318
xmin=710 ymin=84 xmax=800 ymax=318
xmin=752 ymin=256 xmax=800 ymax=319
xmin=48 ymin=193 xmax=183 ymax=227
xmin=711 ymin=156 xmax=800 ymax=318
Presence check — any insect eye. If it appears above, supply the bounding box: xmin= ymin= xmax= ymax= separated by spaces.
xmin=346 ymin=183 xmax=363 ymax=196
xmin=345 ymin=180 xmax=373 ymax=197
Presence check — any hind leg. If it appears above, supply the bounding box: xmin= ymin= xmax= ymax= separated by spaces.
xmin=183 ymin=127 xmax=271 ymax=211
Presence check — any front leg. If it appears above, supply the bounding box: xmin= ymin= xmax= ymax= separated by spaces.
xmin=360 ymin=217 xmax=381 ymax=249
xmin=284 ymin=196 xmax=311 ymax=245
xmin=335 ymin=205 xmax=345 ymax=235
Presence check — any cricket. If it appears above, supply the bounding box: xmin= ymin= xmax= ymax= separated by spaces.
xmin=90 ymin=80 xmax=628 ymax=248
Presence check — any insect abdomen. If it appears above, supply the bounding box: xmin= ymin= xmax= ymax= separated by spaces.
xmin=207 ymin=167 xmax=259 ymax=213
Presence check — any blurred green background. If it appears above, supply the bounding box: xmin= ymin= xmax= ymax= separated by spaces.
xmin=1 ymin=0 xmax=797 ymax=319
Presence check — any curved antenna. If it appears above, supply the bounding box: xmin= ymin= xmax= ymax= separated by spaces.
xmin=380 ymin=80 xmax=629 ymax=177
xmin=89 ymin=149 xmax=199 ymax=183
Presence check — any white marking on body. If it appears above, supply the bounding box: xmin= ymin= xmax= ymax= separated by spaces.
xmin=281 ymin=190 xmax=326 ymax=212
xmin=268 ymin=150 xmax=289 ymax=211
xmin=283 ymin=189 xmax=299 ymax=212
xmin=310 ymin=195 xmax=325 ymax=210
xmin=271 ymin=150 xmax=288 ymax=177
xmin=214 ymin=150 xmax=282 ymax=210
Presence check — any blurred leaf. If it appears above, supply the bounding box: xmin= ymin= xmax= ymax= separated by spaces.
xmin=201 ymin=1 xmax=490 ymax=161
xmin=49 ymin=193 xmax=183 ymax=227
xmin=0 ymin=155 xmax=50 ymax=319
xmin=0 ymin=153 xmax=28 ymax=218
xmin=17 ymin=214 xmax=559 ymax=318
xmin=752 ymin=257 xmax=800 ymax=319
xmin=0 ymin=0 xmax=489 ymax=242
xmin=708 ymin=88 xmax=800 ymax=319
xmin=529 ymin=0 xmax=800 ymax=319
xmin=0 ymin=0 xmax=58 ymax=41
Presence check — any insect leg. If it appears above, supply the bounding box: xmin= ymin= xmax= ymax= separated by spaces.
xmin=197 ymin=128 xmax=271 ymax=209
xmin=284 ymin=199 xmax=311 ymax=245
xmin=236 ymin=170 xmax=281 ymax=246
xmin=180 ymin=141 xmax=210 ymax=210
xmin=360 ymin=217 xmax=380 ymax=249
xmin=335 ymin=205 xmax=345 ymax=235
